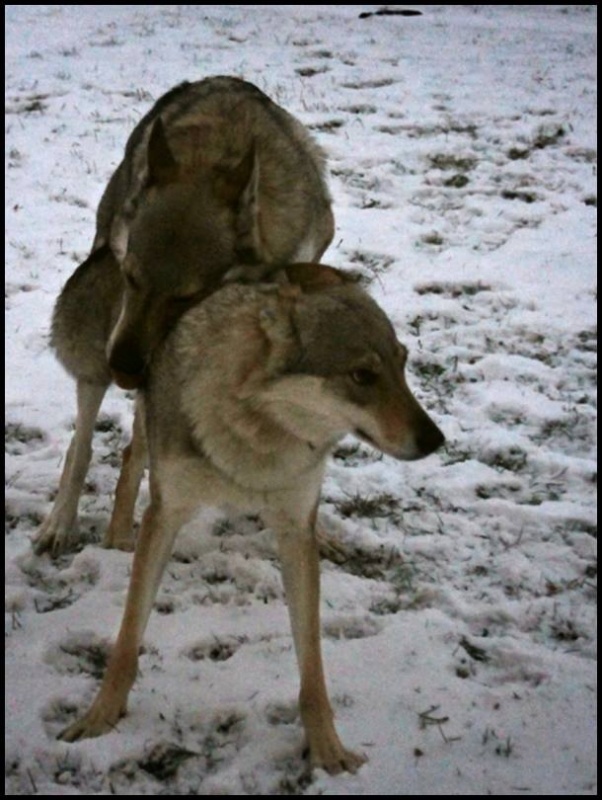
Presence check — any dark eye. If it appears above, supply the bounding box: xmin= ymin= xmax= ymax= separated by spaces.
xmin=124 ymin=272 xmax=141 ymax=291
xmin=350 ymin=368 xmax=379 ymax=386
xmin=170 ymin=290 xmax=204 ymax=307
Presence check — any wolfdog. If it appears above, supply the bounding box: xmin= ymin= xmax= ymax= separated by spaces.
xmin=58 ymin=263 xmax=445 ymax=774
xmin=34 ymin=76 xmax=334 ymax=556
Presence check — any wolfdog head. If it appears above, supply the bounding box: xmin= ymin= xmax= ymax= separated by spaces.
xmin=260 ymin=281 xmax=446 ymax=461
xmin=106 ymin=119 xmax=259 ymax=389
xmin=174 ymin=266 xmax=445 ymax=468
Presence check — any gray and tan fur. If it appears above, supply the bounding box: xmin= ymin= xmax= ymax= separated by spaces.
xmin=58 ymin=263 xmax=445 ymax=774
xmin=35 ymin=76 xmax=333 ymax=556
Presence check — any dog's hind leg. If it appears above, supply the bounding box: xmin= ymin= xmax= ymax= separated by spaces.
xmin=103 ymin=398 xmax=147 ymax=551
xmin=34 ymin=381 xmax=107 ymax=557
xmin=59 ymin=494 xmax=186 ymax=741
xmin=273 ymin=508 xmax=366 ymax=775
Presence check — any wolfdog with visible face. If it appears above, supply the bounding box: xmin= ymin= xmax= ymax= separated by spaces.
xmin=34 ymin=76 xmax=334 ymax=556
xmin=57 ymin=263 xmax=445 ymax=774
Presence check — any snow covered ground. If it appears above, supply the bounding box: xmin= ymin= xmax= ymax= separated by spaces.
xmin=5 ymin=5 xmax=597 ymax=795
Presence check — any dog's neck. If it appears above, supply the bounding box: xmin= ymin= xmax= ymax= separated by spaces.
xmin=187 ymin=397 xmax=335 ymax=495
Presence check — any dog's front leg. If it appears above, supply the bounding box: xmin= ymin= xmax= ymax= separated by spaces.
xmin=103 ymin=397 xmax=147 ymax=551
xmin=59 ymin=497 xmax=181 ymax=741
xmin=274 ymin=512 xmax=366 ymax=775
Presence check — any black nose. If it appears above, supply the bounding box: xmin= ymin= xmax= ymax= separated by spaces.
xmin=417 ymin=418 xmax=445 ymax=457
xmin=111 ymin=369 xmax=145 ymax=390
xmin=108 ymin=342 xmax=146 ymax=388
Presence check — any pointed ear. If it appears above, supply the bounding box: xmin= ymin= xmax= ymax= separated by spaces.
xmin=147 ymin=118 xmax=179 ymax=186
xmin=258 ymin=289 xmax=302 ymax=377
xmin=213 ymin=143 xmax=257 ymax=207
xmin=214 ymin=144 xmax=262 ymax=261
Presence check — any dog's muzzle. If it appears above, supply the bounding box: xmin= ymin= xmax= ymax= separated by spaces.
xmin=111 ymin=369 xmax=146 ymax=390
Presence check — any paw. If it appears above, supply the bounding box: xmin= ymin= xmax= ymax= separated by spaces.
xmin=102 ymin=529 xmax=135 ymax=552
xmin=58 ymin=699 xmax=125 ymax=742
xmin=307 ymin=734 xmax=367 ymax=775
xmin=32 ymin=517 xmax=76 ymax=557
